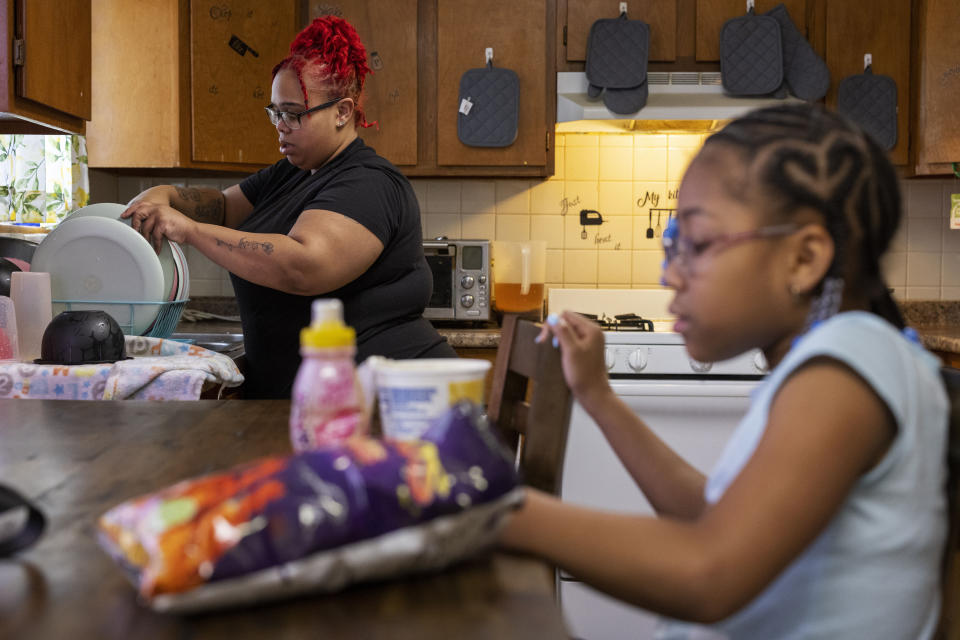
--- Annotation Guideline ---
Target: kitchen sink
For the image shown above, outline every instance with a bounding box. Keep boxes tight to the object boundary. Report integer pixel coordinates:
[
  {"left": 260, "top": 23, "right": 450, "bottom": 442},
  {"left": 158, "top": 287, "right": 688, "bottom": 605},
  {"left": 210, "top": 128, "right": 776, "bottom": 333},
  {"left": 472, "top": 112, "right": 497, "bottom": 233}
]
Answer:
[{"left": 169, "top": 332, "right": 245, "bottom": 359}]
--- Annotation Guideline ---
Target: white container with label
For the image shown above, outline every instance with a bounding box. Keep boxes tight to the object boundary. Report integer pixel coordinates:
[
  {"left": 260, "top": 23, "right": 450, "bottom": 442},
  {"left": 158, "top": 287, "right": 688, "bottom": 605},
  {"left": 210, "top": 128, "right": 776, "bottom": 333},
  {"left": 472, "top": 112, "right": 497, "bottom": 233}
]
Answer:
[{"left": 374, "top": 358, "right": 491, "bottom": 440}]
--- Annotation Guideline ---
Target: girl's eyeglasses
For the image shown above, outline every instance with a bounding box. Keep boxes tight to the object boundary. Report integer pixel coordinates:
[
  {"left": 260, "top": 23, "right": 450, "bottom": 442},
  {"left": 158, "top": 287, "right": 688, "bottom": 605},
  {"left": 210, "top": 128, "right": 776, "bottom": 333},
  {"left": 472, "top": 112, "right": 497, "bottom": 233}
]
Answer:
[
  {"left": 662, "top": 223, "right": 799, "bottom": 274},
  {"left": 264, "top": 97, "right": 343, "bottom": 130}
]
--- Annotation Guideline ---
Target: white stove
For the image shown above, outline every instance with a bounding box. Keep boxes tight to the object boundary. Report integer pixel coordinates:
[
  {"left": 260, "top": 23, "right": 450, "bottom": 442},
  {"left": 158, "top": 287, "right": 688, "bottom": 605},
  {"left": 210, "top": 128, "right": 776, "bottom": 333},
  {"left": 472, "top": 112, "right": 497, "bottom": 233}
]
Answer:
[
  {"left": 547, "top": 289, "right": 766, "bottom": 640},
  {"left": 548, "top": 288, "right": 767, "bottom": 377}
]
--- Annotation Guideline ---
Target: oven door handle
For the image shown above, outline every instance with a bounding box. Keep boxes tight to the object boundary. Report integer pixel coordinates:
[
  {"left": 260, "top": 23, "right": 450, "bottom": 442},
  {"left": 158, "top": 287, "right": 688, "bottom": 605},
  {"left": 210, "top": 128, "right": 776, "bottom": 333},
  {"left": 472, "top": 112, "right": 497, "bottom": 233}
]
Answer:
[{"left": 609, "top": 381, "right": 760, "bottom": 397}]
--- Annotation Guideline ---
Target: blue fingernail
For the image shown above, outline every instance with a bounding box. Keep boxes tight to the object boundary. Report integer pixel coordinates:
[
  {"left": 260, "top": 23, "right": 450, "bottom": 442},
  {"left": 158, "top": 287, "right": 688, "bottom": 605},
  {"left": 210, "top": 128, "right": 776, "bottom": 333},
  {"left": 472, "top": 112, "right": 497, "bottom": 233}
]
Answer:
[
  {"left": 534, "top": 333, "right": 543, "bottom": 344},
  {"left": 552, "top": 336, "right": 559, "bottom": 348},
  {"left": 546, "top": 313, "right": 560, "bottom": 326}
]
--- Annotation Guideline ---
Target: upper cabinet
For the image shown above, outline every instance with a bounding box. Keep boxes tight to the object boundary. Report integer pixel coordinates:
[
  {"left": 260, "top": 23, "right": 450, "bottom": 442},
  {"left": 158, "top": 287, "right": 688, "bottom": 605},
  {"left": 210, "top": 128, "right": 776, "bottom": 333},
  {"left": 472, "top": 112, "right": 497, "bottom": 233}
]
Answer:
[
  {"left": 824, "top": 0, "right": 911, "bottom": 166},
  {"left": 87, "top": 0, "right": 299, "bottom": 170},
  {"left": 0, "top": 0, "right": 91, "bottom": 135},
  {"left": 310, "top": 0, "right": 555, "bottom": 177},
  {"left": 912, "top": 0, "right": 960, "bottom": 175},
  {"left": 320, "top": 0, "right": 419, "bottom": 167}
]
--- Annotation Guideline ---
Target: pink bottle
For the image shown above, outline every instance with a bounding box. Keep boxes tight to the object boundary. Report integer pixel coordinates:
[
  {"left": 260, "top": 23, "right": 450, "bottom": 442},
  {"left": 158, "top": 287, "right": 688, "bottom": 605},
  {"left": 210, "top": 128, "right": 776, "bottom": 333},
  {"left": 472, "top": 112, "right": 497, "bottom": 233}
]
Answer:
[{"left": 289, "top": 299, "right": 366, "bottom": 452}]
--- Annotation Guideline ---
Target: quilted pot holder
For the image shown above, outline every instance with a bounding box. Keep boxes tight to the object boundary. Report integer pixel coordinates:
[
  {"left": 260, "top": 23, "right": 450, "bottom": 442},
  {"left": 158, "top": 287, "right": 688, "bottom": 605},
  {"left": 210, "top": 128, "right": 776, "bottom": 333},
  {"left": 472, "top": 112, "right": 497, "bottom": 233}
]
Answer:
[
  {"left": 585, "top": 14, "right": 650, "bottom": 90},
  {"left": 603, "top": 81, "right": 649, "bottom": 115},
  {"left": 720, "top": 8, "right": 783, "bottom": 96},
  {"left": 837, "top": 66, "right": 898, "bottom": 150},
  {"left": 765, "top": 3, "right": 829, "bottom": 101},
  {"left": 457, "top": 62, "right": 519, "bottom": 148}
]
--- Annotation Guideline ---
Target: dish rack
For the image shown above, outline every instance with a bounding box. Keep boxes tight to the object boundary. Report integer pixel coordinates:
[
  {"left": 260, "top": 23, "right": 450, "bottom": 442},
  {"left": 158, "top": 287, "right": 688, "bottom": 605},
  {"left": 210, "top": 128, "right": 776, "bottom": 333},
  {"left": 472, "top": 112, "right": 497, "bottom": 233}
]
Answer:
[{"left": 51, "top": 299, "right": 189, "bottom": 339}]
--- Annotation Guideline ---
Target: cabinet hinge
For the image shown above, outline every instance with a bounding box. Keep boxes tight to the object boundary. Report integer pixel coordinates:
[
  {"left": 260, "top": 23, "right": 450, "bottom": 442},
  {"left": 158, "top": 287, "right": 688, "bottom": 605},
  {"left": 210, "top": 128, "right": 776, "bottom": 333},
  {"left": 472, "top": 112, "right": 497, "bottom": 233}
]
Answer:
[
  {"left": 546, "top": 131, "right": 551, "bottom": 152},
  {"left": 562, "top": 25, "right": 567, "bottom": 46},
  {"left": 12, "top": 39, "right": 25, "bottom": 66}
]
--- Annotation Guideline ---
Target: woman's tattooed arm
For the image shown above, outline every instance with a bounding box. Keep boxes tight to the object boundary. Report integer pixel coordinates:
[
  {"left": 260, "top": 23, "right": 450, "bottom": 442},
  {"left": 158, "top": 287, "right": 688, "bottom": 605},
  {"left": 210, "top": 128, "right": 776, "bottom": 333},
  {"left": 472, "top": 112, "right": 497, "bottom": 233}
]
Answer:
[{"left": 171, "top": 187, "right": 226, "bottom": 224}]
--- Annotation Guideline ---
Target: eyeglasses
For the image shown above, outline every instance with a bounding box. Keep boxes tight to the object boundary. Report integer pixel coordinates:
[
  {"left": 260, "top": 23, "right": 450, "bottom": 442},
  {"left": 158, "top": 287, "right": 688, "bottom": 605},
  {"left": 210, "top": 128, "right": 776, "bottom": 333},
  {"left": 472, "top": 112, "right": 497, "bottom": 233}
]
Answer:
[
  {"left": 264, "top": 97, "right": 342, "bottom": 130},
  {"left": 662, "top": 223, "right": 799, "bottom": 275}
]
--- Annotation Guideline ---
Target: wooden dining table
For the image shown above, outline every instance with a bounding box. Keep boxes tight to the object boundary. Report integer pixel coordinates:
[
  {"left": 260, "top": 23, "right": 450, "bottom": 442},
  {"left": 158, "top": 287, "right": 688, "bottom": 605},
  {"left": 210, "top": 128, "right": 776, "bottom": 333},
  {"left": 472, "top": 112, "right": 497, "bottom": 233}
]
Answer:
[{"left": 0, "top": 398, "right": 570, "bottom": 639}]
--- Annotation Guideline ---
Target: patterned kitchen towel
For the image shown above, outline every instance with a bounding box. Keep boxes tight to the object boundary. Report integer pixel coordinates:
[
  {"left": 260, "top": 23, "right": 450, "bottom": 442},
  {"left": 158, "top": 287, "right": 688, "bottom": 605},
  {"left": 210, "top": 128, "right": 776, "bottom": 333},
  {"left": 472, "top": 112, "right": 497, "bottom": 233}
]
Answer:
[
  {"left": 103, "top": 336, "right": 244, "bottom": 400},
  {"left": 765, "top": 3, "right": 829, "bottom": 101},
  {"left": 720, "top": 7, "right": 783, "bottom": 96},
  {"left": 0, "top": 336, "right": 242, "bottom": 401}
]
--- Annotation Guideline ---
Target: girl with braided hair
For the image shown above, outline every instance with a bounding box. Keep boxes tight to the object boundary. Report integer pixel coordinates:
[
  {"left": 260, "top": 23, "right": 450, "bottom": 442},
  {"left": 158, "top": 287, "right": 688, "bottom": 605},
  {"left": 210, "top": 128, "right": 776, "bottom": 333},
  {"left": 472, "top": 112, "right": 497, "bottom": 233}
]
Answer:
[
  {"left": 122, "top": 15, "right": 455, "bottom": 399},
  {"left": 500, "top": 104, "right": 948, "bottom": 638}
]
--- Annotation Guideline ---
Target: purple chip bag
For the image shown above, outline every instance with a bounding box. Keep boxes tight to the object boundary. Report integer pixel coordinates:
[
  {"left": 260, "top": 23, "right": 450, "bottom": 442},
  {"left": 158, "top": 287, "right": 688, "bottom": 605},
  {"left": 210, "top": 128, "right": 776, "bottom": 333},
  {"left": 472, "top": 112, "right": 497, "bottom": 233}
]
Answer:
[{"left": 100, "top": 401, "right": 520, "bottom": 601}]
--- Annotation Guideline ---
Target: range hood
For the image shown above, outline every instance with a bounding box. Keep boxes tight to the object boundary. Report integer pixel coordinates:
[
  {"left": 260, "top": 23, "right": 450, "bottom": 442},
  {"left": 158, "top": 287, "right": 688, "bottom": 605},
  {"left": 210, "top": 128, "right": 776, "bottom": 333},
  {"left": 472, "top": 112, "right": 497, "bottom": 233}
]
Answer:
[{"left": 557, "top": 71, "right": 801, "bottom": 131}]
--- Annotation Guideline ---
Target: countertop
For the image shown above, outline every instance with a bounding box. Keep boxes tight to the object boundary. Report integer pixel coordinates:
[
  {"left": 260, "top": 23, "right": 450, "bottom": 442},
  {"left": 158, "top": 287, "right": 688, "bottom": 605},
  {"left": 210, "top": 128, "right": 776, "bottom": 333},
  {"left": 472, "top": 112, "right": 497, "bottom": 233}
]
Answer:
[{"left": 176, "top": 299, "right": 960, "bottom": 356}]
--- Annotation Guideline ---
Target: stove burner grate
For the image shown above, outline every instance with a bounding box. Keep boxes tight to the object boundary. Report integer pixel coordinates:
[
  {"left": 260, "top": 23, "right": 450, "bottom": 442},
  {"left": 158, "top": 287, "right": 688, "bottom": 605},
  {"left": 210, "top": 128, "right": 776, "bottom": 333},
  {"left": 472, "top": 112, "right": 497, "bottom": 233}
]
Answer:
[{"left": 578, "top": 312, "right": 655, "bottom": 332}]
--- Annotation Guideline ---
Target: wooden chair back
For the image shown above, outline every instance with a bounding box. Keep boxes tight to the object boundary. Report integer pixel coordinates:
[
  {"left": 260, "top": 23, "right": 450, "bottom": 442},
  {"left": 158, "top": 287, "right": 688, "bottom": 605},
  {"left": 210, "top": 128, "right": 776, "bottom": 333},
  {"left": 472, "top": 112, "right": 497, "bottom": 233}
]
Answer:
[
  {"left": 938, "top": 366, "right": 960, "bottom": 640},
  {"left": 486, "top": 314, "right": 574, "bottom": 495}
]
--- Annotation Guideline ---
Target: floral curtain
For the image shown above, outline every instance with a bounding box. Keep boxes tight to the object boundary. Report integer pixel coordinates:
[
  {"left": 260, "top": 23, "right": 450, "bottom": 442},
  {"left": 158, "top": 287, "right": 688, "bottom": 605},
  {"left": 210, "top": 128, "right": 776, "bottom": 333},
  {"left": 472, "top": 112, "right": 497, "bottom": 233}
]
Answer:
[{"left": 0, "top": 134, "right": 89, "bottom": 225}]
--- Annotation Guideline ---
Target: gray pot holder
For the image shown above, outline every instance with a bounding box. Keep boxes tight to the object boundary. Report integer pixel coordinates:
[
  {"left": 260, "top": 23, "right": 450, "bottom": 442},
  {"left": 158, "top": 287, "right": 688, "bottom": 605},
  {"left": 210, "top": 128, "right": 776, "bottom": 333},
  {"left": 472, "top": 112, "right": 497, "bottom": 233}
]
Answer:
[
  {"left": 720, "top": 8, "right": 783, "bottom": 96},
  {"left": 457, "top": 62, "right": 519, "bottom": 148},
  {"left": 586, "top": 15, "right": 650, "bottom": 89},
  {"left": 585, "top": 13, "right": 650, "bottom": 112},
  {"left": 765, "top": 3, "right": 829, "bottom": 101},
  {"left": 603, "top": 82, "right": 649, "bottom": 115},
  {"left": 837, "top": 66, "right": 897, "bottom": 150}
]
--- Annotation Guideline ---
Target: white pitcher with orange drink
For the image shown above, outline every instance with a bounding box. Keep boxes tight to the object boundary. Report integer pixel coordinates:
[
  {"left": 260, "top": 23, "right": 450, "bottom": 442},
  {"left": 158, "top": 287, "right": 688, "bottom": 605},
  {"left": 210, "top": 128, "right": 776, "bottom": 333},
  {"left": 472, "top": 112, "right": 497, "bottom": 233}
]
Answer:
[{"left": 492, "top": 240, "right": 546, "bottom": 316}]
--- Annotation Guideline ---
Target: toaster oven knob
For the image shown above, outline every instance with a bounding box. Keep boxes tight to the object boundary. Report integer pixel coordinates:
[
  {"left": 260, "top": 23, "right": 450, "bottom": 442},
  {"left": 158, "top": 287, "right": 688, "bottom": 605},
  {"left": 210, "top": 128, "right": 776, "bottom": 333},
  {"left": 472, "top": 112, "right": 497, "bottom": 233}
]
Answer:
[
  {"left": 689, "top": 359, "right": 712, "bottom": 373},
  {"left": 627, "top": 348, "right": 648, "bottom": 372},
  {"left": 461, "top": 275, "right": 475, "bottom": 289},
  {"left": 460, "top": 294, "right": 475, "bottom": 308},
  {"left": 604, "top": 348, "right": 616, "bottom": 370},
  {"left": 478, "top": 275, "right": 487, "bottom": 284}
]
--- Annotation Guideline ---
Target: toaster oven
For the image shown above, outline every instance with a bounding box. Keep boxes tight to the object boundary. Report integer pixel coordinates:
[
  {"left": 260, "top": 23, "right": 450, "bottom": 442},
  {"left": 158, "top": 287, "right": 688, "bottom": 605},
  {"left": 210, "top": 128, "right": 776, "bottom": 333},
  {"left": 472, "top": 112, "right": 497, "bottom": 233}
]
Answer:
[{"left": 422, "top": 238, "right": 491, "bottom": 322}]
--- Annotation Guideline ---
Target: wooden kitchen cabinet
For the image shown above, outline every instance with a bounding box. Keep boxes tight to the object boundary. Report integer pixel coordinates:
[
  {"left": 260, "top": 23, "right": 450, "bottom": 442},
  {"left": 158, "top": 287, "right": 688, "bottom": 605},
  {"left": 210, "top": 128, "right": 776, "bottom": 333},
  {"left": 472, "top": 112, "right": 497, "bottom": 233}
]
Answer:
[
  {"left": 310, "top": 0, "right": 418, "bottom": 167},
  {"left": 309, "top": 0, "right": 555, "bottom": 177},
  {"left": 86, "top": 0, "right": 299, "bottom": 171},
  {"left": 824, "top": 0, "right": 911, "bottom": 166},
  {"left": 562, "top": 0, "right": 679, "bottom": 64},
  {"left": 0, "top": 0, "right": 90, "bottom": 135},
  {"left": 911, "top": 0, "right": 960, "bottom": 175}
]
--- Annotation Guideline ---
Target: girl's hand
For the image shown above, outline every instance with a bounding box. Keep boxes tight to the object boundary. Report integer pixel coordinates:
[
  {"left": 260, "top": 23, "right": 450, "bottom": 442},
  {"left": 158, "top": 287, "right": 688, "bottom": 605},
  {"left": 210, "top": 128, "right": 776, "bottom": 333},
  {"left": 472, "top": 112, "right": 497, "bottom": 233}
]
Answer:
[
  {"left": 537, "top": 311, "right": 612, "bottom": 405},
  {"left": 123, "top": 202, "right": 198, "bottom": 253}
]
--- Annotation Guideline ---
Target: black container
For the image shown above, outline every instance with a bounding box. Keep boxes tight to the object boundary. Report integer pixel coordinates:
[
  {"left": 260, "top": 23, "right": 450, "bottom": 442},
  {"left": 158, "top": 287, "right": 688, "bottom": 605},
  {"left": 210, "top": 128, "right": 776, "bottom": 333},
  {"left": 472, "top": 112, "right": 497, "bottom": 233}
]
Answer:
[
  {"left": 36, "top": 310, "right": 129, "bottom": 365},
  {"left": 0, "top": 257, "right": 21, "bottom": 297}
]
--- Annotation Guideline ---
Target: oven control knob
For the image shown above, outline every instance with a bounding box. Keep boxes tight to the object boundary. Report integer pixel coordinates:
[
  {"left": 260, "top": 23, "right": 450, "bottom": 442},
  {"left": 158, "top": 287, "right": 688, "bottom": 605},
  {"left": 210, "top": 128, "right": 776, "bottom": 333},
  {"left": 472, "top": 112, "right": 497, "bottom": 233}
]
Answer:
[
  {"left": 627, "top": 348, "right": 648, "bottom": 372},
  {"left": 461, "top": 275, "right": 475, "bottom": 289},
  {"left": 689, "top": 359, "right": 712, "bottom": 373},
  {"left": 460, "top": 294, "right": 475, "bottom": 308},
  {"left": 753, "top": 351, "right": 768, "bottom": 372},
  {"left": 604, "top": 348, "right": 616, "bottom": 370}
]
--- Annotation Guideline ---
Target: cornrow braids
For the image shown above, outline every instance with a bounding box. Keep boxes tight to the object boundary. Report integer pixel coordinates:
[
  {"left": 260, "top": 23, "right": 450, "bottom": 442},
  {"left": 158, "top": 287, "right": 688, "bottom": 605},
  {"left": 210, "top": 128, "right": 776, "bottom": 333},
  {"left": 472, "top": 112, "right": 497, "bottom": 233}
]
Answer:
[
  {"left": 272, "top": 15, "right": 375, "bottom": 129},
  {"left": 704, "top": 104, "right": 905, "bottom": 330}
]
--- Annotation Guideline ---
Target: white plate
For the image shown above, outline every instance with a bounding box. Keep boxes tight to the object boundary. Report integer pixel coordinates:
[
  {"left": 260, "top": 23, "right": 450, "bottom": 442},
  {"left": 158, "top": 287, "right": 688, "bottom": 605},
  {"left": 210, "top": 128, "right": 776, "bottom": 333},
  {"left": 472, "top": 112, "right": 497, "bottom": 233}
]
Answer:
[
  {"left": 67, "top": 203, "right": 179, "bottom": 302},
  {"left": 170, "top": 241, "right": 190, "bottom": 300},
  {"left": 32, "top": 216, "right": 166, "bottom": 335}
]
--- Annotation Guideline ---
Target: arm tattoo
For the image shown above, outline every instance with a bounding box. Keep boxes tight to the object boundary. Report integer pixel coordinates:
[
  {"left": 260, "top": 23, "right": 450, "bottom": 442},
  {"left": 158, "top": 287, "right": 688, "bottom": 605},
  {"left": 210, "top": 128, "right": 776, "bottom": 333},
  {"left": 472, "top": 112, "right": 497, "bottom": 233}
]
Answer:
[
  {"left": 174, "top": 186, "right": 225, "bottom": 224},
  {"left": 215, "top": 237, "right": 275, "bottom": 255}
]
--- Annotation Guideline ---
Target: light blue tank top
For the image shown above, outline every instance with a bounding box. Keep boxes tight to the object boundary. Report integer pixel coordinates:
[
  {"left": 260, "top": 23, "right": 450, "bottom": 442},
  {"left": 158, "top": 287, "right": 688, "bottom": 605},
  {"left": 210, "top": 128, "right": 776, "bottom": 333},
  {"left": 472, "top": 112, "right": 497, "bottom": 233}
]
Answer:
[{"left": 658, "top": 312, "right": 948, "bottom": 640}]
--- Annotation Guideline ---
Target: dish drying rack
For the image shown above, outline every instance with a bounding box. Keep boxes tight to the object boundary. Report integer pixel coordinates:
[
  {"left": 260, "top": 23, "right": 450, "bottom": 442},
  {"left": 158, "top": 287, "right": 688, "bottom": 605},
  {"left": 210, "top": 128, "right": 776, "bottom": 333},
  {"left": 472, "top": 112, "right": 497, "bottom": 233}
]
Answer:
[{"left": 51, "top": 299, "right": 189, "bottom": 339}]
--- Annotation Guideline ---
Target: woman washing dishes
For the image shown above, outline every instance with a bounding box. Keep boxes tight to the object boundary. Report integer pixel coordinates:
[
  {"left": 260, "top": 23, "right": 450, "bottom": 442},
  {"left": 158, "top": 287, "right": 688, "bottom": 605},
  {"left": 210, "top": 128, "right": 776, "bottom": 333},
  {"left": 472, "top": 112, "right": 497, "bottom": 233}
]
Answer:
[
  {"left": 500, "top": 105, "right": 948, "bottom": 638},
  {"left": 123, "top": 16, "right": 454, "bottom": 399}
]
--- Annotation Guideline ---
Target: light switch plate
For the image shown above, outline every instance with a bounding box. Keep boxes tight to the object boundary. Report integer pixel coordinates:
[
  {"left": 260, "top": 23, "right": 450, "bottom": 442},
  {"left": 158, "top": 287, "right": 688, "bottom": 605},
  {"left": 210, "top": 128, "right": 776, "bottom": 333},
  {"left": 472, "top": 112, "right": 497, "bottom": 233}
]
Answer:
[{"left": 951, "top": 194, "right": 960, "bottom": 230}]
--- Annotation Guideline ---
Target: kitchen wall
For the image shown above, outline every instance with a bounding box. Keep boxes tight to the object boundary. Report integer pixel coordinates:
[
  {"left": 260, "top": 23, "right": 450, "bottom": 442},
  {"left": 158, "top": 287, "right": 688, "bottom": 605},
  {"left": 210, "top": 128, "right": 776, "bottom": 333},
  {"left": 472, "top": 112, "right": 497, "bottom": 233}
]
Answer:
[{"left": 91, "top": 132, "right": 960, "bottom": 301}]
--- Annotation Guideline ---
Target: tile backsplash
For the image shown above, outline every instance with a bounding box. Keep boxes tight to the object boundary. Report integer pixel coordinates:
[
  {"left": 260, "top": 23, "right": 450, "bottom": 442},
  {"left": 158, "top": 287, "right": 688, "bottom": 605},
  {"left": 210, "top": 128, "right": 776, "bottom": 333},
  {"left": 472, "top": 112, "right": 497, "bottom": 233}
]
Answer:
[{"left": 91, "top": 132, "right": 960, "bottom": 301}]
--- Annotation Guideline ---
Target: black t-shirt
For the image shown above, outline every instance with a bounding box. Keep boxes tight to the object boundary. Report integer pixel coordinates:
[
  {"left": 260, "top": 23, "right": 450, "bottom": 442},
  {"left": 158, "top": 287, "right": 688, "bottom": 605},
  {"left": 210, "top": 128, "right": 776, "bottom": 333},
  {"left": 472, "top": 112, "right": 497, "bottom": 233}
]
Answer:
[{"left": 234, "top": 138, "right": 454, "bottom": 399}]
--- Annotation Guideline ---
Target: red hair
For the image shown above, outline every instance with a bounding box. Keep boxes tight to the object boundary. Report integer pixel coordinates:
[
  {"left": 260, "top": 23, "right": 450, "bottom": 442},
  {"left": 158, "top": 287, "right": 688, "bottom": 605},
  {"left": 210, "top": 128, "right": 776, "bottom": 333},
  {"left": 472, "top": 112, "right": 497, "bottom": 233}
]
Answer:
[{"left": 272, "top": 16, "right": 374, "bottom": 128}]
